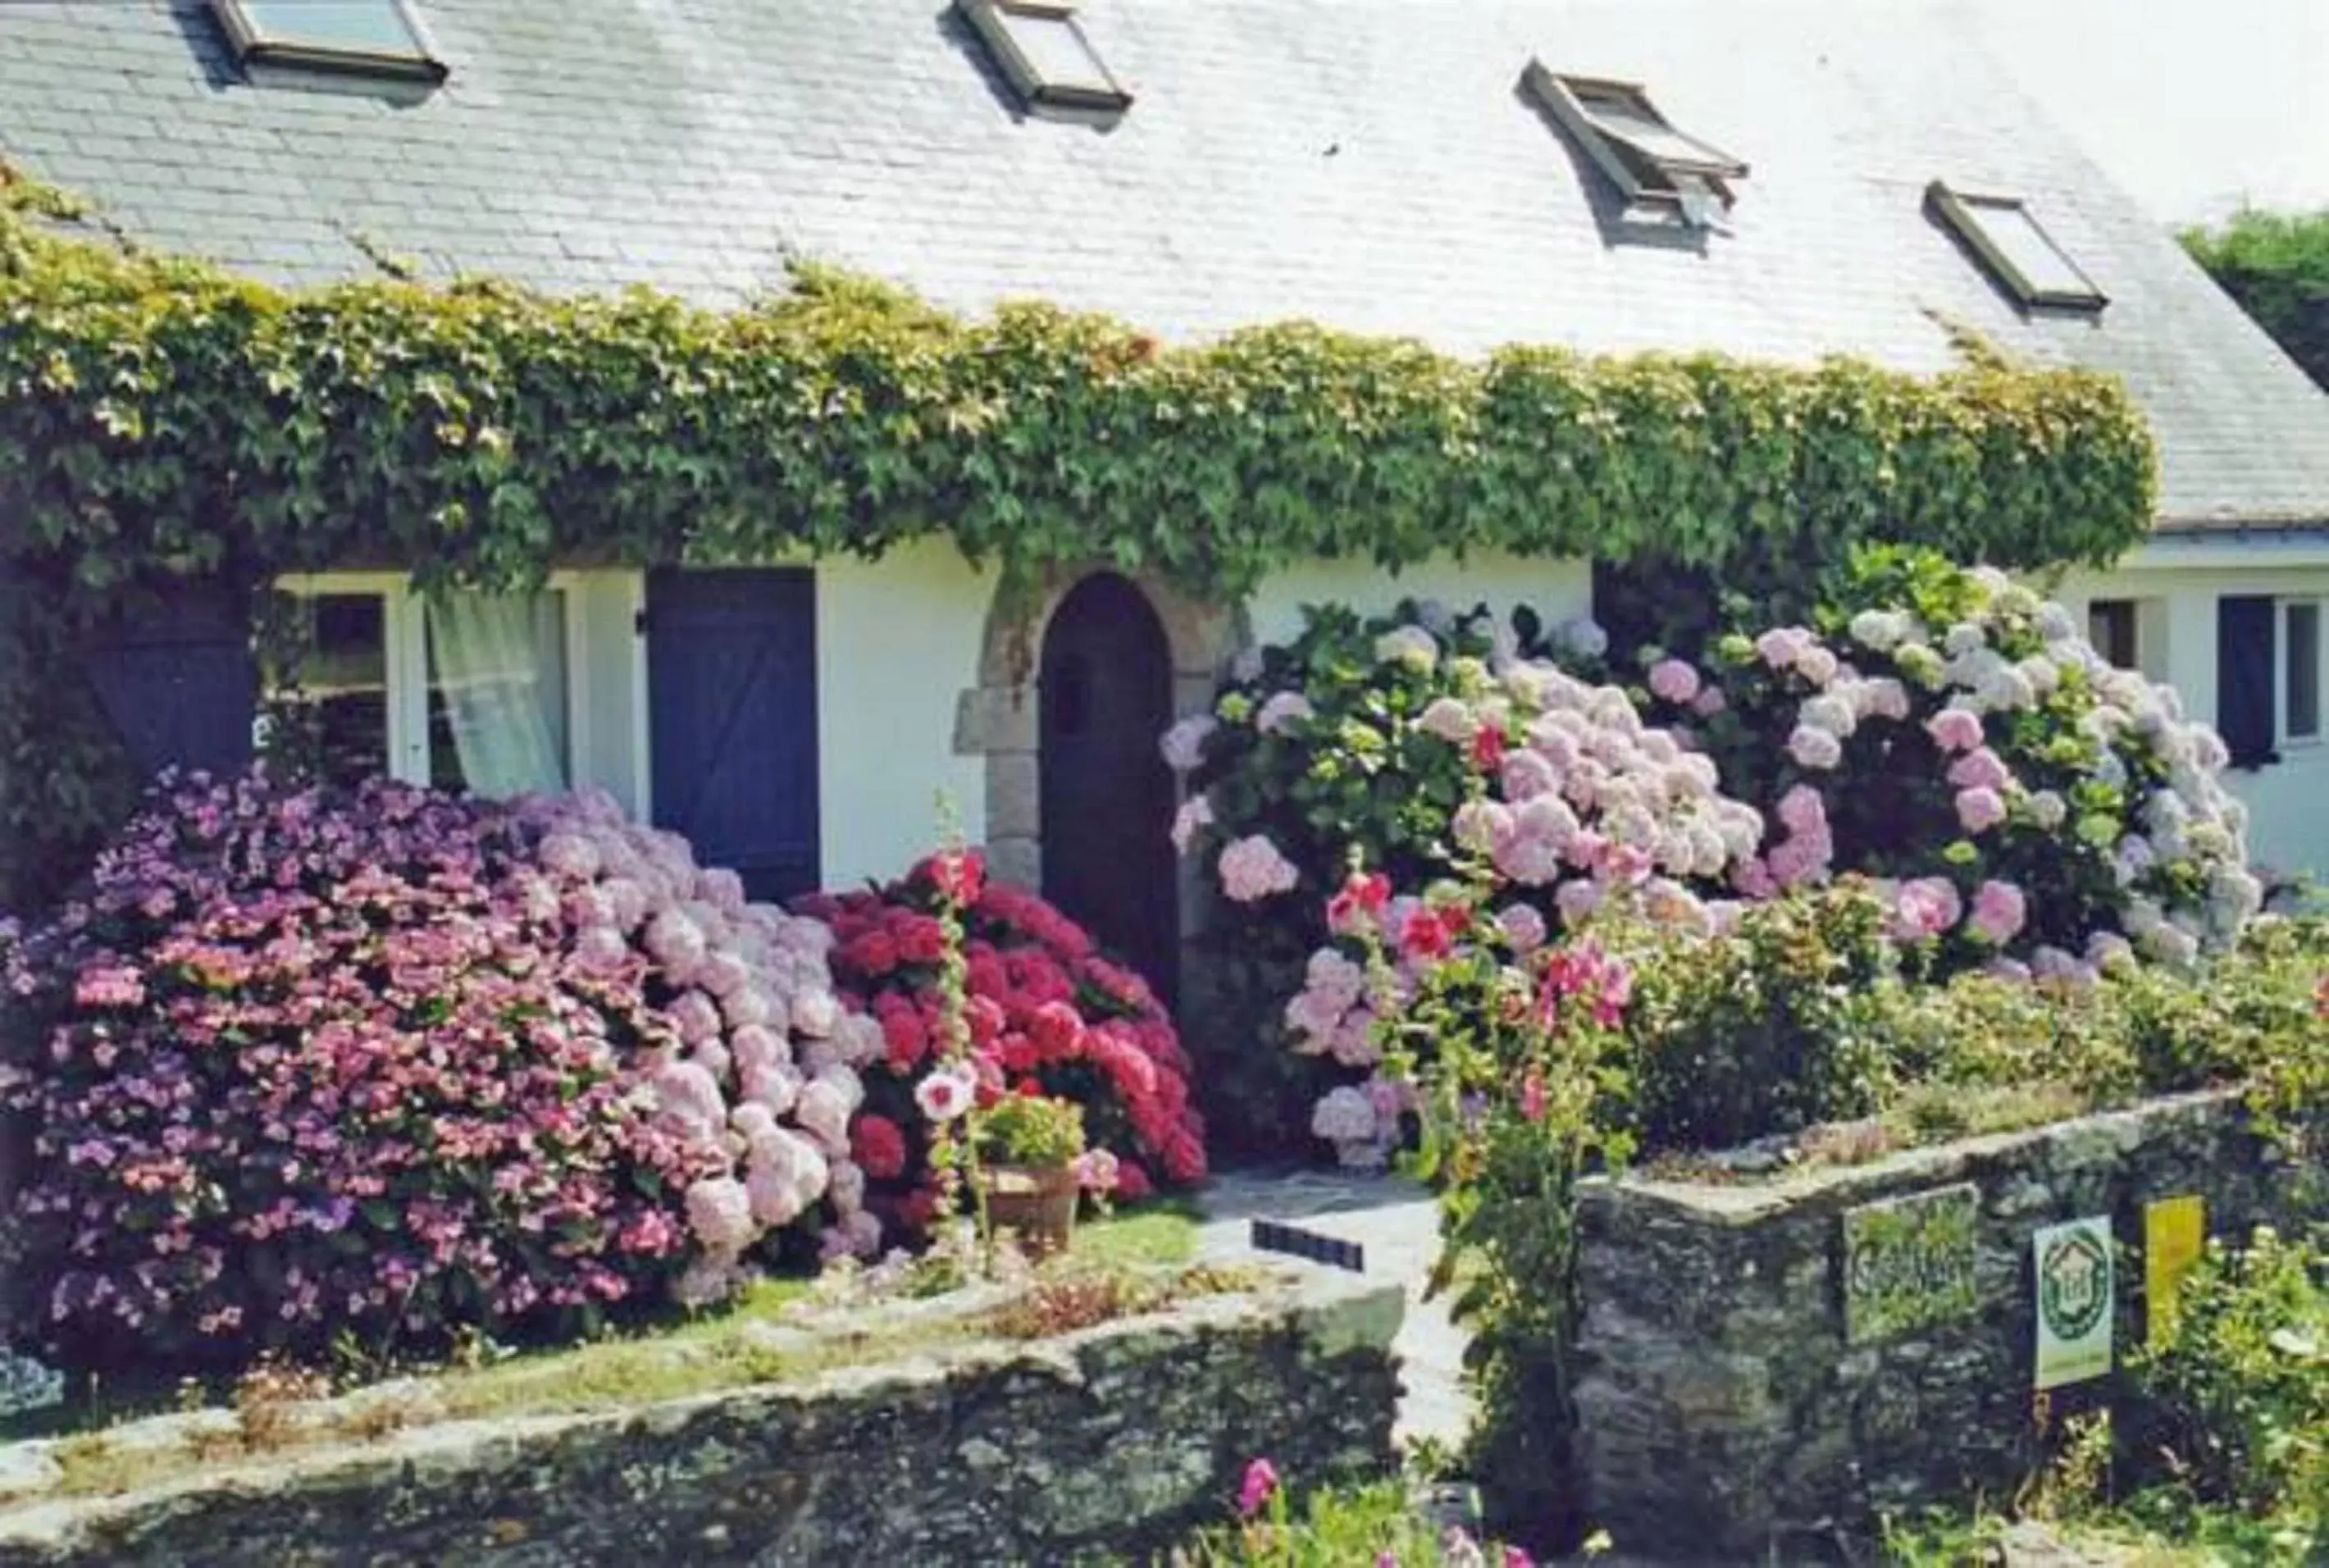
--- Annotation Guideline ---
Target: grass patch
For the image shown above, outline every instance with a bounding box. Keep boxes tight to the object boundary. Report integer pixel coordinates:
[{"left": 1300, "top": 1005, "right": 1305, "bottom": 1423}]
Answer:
[{"left": 26, "top": 1204, "right": 1227, "bottom": 1506}]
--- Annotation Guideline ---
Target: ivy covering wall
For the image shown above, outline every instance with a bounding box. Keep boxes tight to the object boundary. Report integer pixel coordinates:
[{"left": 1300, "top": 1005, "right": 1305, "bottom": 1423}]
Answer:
[
  {"left": 2182, "top": 208, "right": 2329, "bottom": 393},
  {"left": 0, "top": 173, "right": 2158, "bottom": 910}
]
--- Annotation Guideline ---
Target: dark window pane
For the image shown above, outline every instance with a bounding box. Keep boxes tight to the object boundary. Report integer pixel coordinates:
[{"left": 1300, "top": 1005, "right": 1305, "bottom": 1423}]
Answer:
[
  {"left": 2087, "top": 599, "right": 2137, "bottom": 670},
  {"left": 275, "top": 594, "right": 389, "bottom": 787},
  {"left": 2217, "top": 595, "right": 2275, "bottom": 767}
]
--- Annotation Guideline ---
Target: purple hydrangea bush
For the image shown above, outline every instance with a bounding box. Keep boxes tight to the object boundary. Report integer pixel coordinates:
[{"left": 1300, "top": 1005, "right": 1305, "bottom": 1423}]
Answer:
[{"left": 0, "top": 771, "right": 868, "bottom": 1374}]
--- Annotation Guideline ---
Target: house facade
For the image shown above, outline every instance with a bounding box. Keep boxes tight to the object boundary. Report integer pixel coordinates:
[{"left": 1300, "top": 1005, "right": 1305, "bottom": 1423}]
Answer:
[{"left": 4, "top": 0, "right": 2327, "bottom": 987}]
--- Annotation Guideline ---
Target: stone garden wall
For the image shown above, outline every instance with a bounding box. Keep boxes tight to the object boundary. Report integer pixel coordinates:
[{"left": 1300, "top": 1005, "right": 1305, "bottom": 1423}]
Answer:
[
  {"left": 0, "top": 1273, "right": 1403, "bottom": 1568},
  {"left": 1571, "top": 1090, "right": 2322, "bottom": 1559}
]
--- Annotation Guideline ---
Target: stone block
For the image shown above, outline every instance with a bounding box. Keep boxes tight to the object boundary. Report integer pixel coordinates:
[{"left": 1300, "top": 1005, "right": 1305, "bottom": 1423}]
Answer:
[
  {"left": 0, "top": 1273, "right": 1401, "bottom": 1567},
  {"left": 1572, "top": 1089, "right": 2323, "bottom": 1557},
  {"left": 952, "top": 684, "right": 1037, "bottom": 756}
]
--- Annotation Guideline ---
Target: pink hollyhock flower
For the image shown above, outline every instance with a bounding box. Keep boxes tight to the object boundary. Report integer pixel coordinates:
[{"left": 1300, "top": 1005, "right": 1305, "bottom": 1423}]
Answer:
[
  {"left": 1955, "top": 786, "right": 2008, "bottom": 834},
  {"left": 1926, "top": 708, "right": 1985, "bottom": 753},
  {"left": 1520, "top": 1069, "right": 1547, "bottom": 1124},
  {"left": 1647, "top": 659, "right": 1701, "bottom": 705},
  {"left": 1326, "top": 871, "right": 1392, "bottom": 936},
  {"left": 1946, "top": 747, "right": 2012, "bottom": 792},
  {"left": 1218, "top": 835, "right": 1299, "bottom": 903},
  {"left": 1787, "top": 726, "right": 1844, "bottom": 770},
  {"left": 1237, "top": 1457, "right": 1281, "bottom": 1518},
  {"left": 1254, "top": 691, "right": 1315, "bottom": 734},
  {"left": 1966, "top": 880, "right": 2027, "bottom": 945},
  {"left": 914, "top": 1064, "right": 976, "bottom": 1123},
  {"left": 1169, "top": 795, "right": 1214, "bottom": 855}
]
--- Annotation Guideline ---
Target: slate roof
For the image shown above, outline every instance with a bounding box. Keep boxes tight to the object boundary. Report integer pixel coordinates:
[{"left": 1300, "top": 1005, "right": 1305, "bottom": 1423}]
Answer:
[{"left": 3, "top": 0, "right": 2327, "bottom": 531}]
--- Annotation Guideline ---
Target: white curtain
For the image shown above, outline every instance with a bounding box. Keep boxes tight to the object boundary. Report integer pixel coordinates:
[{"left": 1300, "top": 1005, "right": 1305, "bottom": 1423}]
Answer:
[{"left": 425, "top": 591, "right": 569, "bottom": 798}]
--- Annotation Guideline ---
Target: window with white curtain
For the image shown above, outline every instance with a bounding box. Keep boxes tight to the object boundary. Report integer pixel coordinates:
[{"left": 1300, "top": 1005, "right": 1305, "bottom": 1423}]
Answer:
[{"left": 269, "top": 577, "right": 571, "bottom": 796}]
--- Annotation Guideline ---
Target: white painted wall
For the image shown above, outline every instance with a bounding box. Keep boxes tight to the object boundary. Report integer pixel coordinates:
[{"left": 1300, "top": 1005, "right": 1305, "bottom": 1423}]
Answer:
[
  {"left": 814, "top": 540, "right": 997, "bottom": 889},
  {"left": 564, "top": 571, "right": 649, "bottom": 818},
  {"left": 2057, "top": 538, "right": 2329, "bottom": 884},
  {"left": 1246, "top": 550, "right": 1595, "bottom": 649}
]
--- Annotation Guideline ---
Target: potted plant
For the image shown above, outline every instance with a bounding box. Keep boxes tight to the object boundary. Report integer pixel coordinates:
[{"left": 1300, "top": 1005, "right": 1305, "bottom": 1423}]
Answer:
[{"left": 975, "top": 1092, "right": 1087, "bottom": 1256}]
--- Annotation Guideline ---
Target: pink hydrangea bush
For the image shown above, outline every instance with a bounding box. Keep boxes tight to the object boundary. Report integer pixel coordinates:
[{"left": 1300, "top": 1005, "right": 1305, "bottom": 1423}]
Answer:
[
  {"left": 507, "top": 790, "right": 873, "bottom": 1294},
  {"left": 800, "top": 855, "right": 1206, "bottom": 1247},
  {"left": 0, "top": 772, "right": 763, "bottom": 1374},
  {"left": 1635, "top": 547, "right": 2260, "bottom": 977},
  {"left": 1175, "top": 602, "right": 1763, "bottom": 1164}
]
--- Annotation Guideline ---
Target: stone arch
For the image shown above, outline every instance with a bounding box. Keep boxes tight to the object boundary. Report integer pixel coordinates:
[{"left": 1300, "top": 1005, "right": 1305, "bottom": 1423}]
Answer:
[{"left": 955, "top": 566, "right": 1239, "bottom": 908}]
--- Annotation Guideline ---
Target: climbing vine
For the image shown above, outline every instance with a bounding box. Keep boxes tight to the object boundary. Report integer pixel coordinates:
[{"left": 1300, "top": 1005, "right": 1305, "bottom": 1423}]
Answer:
[{"left": 0, "top": 171, "right": 2158, "bottom": 909}]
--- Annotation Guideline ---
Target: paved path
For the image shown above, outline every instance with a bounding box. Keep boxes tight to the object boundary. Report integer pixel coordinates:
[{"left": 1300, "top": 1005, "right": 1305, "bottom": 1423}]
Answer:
[{"left": 1192, "top": 1166, "right": 1473, "bottom": 1449}]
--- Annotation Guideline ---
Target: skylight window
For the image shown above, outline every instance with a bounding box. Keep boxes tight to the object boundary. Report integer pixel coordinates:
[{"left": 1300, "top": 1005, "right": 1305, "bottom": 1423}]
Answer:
[
  {"left": 1928, "top": 183, "right": 2106, "bottom": 310},
  {"left": 962, "top": 0, "right": 1132, "bottom": 113},
  {"left": 211, "top": 0, "right": 444, "bottom": 83},
  {"left": 1523, "top": 61, "right": 1747, "bottom": 226}
]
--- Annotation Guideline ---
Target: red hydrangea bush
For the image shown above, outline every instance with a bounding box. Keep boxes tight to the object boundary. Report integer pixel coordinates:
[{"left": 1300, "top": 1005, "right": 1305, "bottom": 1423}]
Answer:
[
  {"left": 800, "top": 855, "right": 1206, "bottom": 1242},
  {"left": 0, "top": 771, "right": 866, "bottom": 1375}
]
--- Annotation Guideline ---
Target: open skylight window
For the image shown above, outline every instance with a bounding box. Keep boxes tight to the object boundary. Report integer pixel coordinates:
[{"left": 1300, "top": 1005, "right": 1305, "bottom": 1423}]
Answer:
[
  {"left": 1523, "top": 61, "right": 1747, "bottom": 226},
  {"left": 211, "top": 0, "right": 445, "bottom": 83},
  {"left": 1928, "top": 183, "right": 2106, "bottom": 310},
  {"left": 961, "top": 0, "right": 1132, "bottom": 113}
]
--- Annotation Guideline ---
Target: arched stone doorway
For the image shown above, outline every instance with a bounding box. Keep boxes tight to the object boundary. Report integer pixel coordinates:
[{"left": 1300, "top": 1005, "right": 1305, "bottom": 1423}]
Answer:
[{"left": 1037, "top": 573, "right": 1179, "bottom": 1004}]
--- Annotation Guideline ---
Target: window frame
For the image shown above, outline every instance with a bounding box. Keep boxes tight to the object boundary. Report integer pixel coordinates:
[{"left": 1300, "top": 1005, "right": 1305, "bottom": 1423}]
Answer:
[
  {"left": 1524, "top": 62, "right": 1748, "bottom": 220},
  {"left": 271, "top": 572, "right": 586, "bottom": 791},
  {"left": 1926, "top": 181, "right": 2107, "bottom": 311},
  {"left": 960, "top": 0, "right": 1133, "bottom": 113},
  {"left": 2280, "top": 596, "right": 2322, "bottom": 748},
  {"left": 209, "top": 0, "right": 447, "bottom": 84}
]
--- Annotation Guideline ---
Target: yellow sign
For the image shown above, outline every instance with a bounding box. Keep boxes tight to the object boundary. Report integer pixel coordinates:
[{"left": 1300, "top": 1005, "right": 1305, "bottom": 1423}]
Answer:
[{"left": 2144, "top": 1195, "right": 2206, "bottom": 1349}]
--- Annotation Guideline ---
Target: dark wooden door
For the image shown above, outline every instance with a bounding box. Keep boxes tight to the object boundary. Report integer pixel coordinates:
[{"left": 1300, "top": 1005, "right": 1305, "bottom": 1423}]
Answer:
[
  {"left": 1040, "top": 574, "right": 1178, "bottom": 1004},
  {"left": 647, "top": 569, "right": 820, "bottom": 903},
  {"left": 86, "top": 590, "right": 257, "bottom": 782}
]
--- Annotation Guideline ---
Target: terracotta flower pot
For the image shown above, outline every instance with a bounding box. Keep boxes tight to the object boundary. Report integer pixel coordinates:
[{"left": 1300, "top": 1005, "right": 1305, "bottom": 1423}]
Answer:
[{"left": 980, "top": 1163, "right": 1080, "bottom": 1256}]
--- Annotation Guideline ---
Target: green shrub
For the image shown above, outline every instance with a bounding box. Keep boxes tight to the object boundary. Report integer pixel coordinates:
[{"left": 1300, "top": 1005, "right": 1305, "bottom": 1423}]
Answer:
[
  {"left": 1611, "top": 884, "right": 1898, "bottom": 1150},
  {"left": 2128, "top": 1226, "right": 2329, "bottom": 1527},
  {"left": 2183, "top": 208, "right": 2329, "bottom": 394}
]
